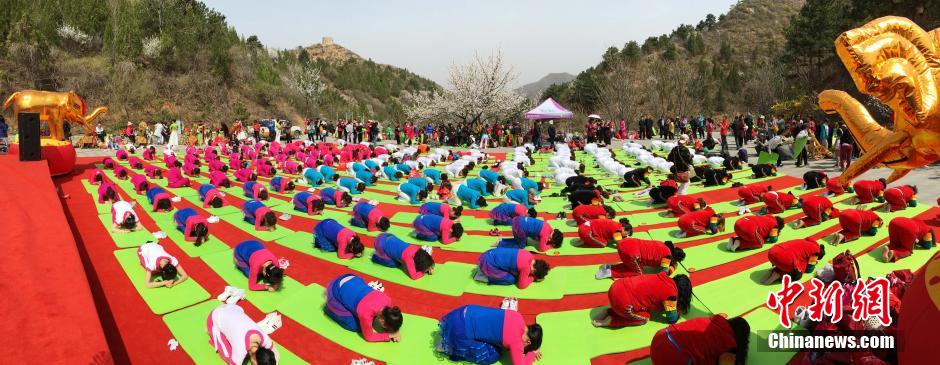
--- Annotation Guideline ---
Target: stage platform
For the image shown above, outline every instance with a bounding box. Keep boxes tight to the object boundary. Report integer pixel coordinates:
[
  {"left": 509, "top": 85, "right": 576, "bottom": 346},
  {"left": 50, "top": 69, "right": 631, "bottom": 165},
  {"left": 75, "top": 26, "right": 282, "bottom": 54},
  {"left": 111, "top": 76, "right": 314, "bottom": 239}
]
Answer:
[{"left": 0, "top": 155, "right": 110, "bottom": 363}]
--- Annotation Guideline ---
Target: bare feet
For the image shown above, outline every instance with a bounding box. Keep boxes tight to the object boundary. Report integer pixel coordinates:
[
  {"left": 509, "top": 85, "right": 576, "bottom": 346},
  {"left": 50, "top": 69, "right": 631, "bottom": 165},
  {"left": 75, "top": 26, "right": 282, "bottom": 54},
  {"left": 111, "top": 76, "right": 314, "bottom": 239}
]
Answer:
[
  {"left": 882, "top": 246, "right": 893, "bottom": 263},
  {"left": 829, "top": 233, "right": 845, "bottom": 246}
]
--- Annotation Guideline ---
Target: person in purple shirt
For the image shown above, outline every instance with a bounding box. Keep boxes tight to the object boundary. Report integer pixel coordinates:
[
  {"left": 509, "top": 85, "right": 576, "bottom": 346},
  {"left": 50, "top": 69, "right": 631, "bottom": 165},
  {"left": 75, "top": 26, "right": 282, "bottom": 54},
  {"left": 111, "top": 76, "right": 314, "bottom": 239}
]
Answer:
[{"left": 490, "top": 203, "right": 537, "bottom": 225}]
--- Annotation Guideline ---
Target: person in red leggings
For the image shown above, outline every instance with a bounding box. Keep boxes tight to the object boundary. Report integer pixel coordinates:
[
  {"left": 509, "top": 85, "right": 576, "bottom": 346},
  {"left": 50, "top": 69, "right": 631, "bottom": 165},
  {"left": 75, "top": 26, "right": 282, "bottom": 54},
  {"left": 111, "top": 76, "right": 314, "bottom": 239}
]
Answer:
[
  {"left": 792, "top": 195, "right": 839, "bottom": 229},
  {"left": 591, "top": 272, "right": 692, "bottom": 328},
  {"left": 595, "top": 238, "right": 685, "bottom": 279},
  {"left": 736, "top": 184, "right": 771, "bottom": 205},
  {"left": 883, "top": 217, "right": 935, "bottom": 262},
  {"left": 727, "top": 215, "right": 784, "bottom": 251},
  {"left": 763, "top": 239, "right": 825, "bottom": 284},
  {"left": 881, "top": 185, "right": 917, "bottom": 212},
  {"left": 577, "top": 217, "right": 633, "bottom": 248},
  {"left": 829, "top": 209, "right": 883, "bottom": 245},
  {"left": 852, "top": 178, "right": 887, "bottom": 204},
  {"left": 665, "top": 195, "right": 707, "bottom": 217},
  {"left": 649, "top": 315, "right": 750, "bottom": 365},
  {"left": 676, "top": 207, "right": 724, "bottom": 238}
]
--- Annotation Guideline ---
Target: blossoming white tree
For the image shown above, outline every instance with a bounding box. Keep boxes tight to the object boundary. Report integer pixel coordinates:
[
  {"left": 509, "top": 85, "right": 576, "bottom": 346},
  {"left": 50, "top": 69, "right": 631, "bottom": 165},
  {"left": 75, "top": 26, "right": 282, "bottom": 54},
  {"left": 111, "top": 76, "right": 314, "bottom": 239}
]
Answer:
[{"left": 407, "top": 51, "right": 529, "bottom": 124}]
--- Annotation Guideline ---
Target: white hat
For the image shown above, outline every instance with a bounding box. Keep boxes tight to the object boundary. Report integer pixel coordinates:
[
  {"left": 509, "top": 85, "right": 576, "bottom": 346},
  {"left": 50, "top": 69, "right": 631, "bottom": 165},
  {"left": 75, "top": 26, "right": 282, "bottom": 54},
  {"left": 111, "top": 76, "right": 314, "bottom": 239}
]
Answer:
[{"left": 588, "top": 114, "right": 601, "bottom": 119}]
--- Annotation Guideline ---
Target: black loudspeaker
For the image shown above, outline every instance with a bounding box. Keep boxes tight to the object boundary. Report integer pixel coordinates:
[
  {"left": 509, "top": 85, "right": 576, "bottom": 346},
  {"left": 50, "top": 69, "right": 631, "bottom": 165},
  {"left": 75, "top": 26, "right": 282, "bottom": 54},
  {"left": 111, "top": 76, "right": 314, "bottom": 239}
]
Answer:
[{"left": 18, "top": 112, "right": 41, "bottom": 161}]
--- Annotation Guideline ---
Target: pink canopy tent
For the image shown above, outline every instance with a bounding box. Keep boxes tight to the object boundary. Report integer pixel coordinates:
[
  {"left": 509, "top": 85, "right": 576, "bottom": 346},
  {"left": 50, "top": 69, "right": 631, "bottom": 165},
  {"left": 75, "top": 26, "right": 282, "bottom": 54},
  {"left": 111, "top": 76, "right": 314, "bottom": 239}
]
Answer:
[{"left": 525, "top": 97, "right": 574, "bottom": 119}]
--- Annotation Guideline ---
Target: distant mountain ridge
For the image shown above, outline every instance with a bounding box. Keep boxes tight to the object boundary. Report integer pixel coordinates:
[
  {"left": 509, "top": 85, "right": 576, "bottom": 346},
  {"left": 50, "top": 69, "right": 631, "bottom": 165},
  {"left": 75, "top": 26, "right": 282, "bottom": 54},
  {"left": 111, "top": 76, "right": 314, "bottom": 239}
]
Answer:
[{"left": 517, "top": 72, "right": 575, "bottom": 99}]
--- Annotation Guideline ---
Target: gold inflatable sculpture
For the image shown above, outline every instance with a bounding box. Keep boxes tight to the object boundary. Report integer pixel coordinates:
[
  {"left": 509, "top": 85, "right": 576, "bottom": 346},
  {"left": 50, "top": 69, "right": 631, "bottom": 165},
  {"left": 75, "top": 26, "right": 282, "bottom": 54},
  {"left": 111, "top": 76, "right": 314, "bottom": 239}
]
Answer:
[
  {"left": 3, "top": 90, "right": 108, "bottom": 146},
  {"left": 819, "top": 16, "right": 940, "bottom": 185}
]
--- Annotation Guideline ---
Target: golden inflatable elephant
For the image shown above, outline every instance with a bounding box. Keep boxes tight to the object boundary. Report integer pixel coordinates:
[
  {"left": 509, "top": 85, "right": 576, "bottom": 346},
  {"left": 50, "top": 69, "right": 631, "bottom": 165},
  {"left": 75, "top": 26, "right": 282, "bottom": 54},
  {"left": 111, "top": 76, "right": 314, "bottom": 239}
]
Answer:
[
  {"left": 3, "top": 90, "right": 108, "bottom": 143},
  {"left": 819, "top": 16, "right": 940, "bottom": 185}
]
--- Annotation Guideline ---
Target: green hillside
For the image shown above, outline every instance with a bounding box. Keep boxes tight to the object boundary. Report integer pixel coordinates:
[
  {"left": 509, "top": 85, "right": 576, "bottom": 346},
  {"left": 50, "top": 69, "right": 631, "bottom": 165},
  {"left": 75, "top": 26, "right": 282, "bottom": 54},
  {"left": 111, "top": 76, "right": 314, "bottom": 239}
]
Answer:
[{"left": 0, "top": 0, "right": 437, "bottom": 130}]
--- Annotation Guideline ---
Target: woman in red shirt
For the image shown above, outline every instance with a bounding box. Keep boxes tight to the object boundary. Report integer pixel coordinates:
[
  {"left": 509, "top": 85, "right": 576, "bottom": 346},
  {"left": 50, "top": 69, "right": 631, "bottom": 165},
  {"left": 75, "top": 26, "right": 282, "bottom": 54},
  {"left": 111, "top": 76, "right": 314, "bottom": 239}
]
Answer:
[
  {"left": 728, "top": 215, "right": 784, "bottom": 251},
  {"left": 792, "top": 195, "right": 839, "bottom": 228},
  {"left": 883, "top": 217, "right": 935, "bottom": 262},
  {"left": 852, "top": 178, "right": 887, "bottom": 204},
  {"left": 592, "top": 272, "right": 692, "bottom": 327},
  {"left": 676, "top": 207, "right": 724, "bottom": 238},
  {"left": 829, "top": 209, "right": 883, "bottom": 245},
  {"left": 577, "top": 218, "right": 633, "bottom": 248},
  {"left": 881, "top": 185, "right": 917, "bottom": 212},
  {"left": 763, "top": 239, "right": 825, "bottom": 284},
  {"left": 649, "top": 315, "right": 750, "bottom": 365},
  {"left": 595, "top": 238, "right": 685, "bottom": 279}
]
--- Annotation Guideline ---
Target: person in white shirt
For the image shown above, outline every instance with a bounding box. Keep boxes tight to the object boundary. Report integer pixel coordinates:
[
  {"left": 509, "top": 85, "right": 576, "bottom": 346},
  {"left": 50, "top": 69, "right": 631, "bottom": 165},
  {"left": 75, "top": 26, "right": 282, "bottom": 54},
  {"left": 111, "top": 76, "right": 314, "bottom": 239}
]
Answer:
[
  {"left": 111, "top": 200, "right": 140, "bottom": 232},
  {"left": 138, "top": 242, "right": 189, "bottom": 288},
  {"left": 208, "top": 303, "right": 279, "bottom": 365}
]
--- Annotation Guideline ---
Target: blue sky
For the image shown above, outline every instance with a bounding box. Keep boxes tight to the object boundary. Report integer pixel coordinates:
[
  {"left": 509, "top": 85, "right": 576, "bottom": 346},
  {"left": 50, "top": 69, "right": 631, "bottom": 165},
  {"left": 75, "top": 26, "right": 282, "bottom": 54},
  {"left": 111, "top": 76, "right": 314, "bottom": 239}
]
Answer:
[{"left": 202, "top": 0, "right": 739, "bottom": 86}]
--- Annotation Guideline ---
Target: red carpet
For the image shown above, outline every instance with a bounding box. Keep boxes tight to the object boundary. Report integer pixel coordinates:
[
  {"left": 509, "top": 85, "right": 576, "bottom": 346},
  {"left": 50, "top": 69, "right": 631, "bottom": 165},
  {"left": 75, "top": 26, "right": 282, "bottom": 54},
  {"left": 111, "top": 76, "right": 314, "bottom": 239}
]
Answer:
[{"left": 0, "top": 155, "right": 111, "bottom": 363}]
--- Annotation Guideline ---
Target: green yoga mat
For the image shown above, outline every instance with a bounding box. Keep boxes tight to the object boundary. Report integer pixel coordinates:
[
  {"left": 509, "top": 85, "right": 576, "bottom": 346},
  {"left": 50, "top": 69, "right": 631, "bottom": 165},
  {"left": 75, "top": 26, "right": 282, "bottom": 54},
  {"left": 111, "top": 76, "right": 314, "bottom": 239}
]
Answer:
[
  {"left": 679, "top": 216, "right": 840, "bottom": 272},
  {"left": 535, "top": 307, "right": 674, "bottom": 365},
  {"left": 147, "top": 210, "right": 230, "bottom": 257},
  {"left": 97, "top": 213, "right": 155, "bottom": 248},
  {"left": 214, "top": 207, "right": 293, "bottom": 241},
  {"left": 347, "top": 258, "right": 473, "bottom": 297},
  {"left": 275, "top": 231, "right": 361, "bottom": 267},
  {"left": 114, "top": 248, "right": 210, "bottom": 314},
  {"left": 200, "top": 249, "right": 304, "bottom": 313},
  {"left": 162, "top": 301, "right": 307, "bottom": 365},
  {"left": 758, "top": 151, "right": 779, "bottom": 165},
  {"left": 82, "top": 180, "right": 113, "bottom": 214},
  {"left": 275, "top": 284, "right": 450, "bottom": 365}
]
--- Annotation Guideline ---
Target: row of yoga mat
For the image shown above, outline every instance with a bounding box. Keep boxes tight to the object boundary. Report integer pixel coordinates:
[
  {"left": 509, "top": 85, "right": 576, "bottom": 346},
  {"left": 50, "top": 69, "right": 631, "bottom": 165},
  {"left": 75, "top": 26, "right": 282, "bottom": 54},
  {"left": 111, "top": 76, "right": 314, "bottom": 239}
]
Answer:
[{"left": 90, "top": 150, "right": 940, "bottom": 365}]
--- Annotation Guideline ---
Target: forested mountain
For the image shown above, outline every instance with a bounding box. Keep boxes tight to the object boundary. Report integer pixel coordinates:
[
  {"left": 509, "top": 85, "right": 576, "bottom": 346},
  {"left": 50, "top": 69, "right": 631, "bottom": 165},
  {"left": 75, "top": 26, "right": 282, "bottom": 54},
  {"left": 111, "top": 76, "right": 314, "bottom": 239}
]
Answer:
[
  {"left": 542, "top": 0, "right": 804, "bottom": 121},
  {"left": 545, "top": 0, "right": 940, "bottom": 122},
  {"left": 0, "top": 0, "right": 437, "bottom": 130},
  {"left": 517, "top": 72, "right": 575, "bottom": 99}
]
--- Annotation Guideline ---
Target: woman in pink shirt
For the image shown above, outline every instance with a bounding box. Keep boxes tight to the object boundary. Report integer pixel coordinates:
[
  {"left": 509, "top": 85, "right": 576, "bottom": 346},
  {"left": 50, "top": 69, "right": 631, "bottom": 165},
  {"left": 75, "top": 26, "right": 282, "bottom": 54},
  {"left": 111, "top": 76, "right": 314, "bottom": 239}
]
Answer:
[
  {"left": 438, "top": 305, "right": 543, "bottom": 365},
  {"left": 324, "top": 274, "right": 403, "bottom": 342}
]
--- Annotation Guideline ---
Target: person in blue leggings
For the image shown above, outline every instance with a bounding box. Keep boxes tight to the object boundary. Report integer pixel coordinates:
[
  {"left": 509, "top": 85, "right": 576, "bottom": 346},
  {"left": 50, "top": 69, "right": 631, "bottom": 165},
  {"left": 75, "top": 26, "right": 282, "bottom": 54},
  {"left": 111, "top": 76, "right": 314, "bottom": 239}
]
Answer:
[
  {"left": 437, "top": 305, "right": 543, "bottom": 364},
  {"left": 324, "top": 273, "right": 403, "bottom": 342},
  {"left": 371, "top": 233, "right": 435, "bottom": 280}
]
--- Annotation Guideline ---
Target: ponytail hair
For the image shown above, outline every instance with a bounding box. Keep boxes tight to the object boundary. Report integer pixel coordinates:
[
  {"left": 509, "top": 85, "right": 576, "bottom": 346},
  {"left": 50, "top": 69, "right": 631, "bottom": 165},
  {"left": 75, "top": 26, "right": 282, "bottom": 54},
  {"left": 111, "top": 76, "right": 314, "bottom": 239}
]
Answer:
[
  {"left": 159, "top": 264, "right": 178, "bottom": 281},
  {"left": 155, "top": 198, "right": 172, "bottom": 211},
  {"left": 550, "top": 229, "right": 564, "bottom": 248},
  {"left": 192, "top": 223, "right": 209, "bottom": 247},
  {"left": 451, "top": 222, "right": 464, "bottom": 239},
  {"left": 346, "top": 237, "right": 365, "bottom": 256},
  {"left": 727, "top": 317, "right": 751, "bottom": 365},
  {"left": 262, "top": 265, "right": 284, "bottom": 288},
  {"left": 121, "top": 214, "right": 138, "bottom": 230},
  {"left": 376, "top": 217, "right": 391, "bottom": 232},
  {"left": 261, "top": 211, "right": 277, "bottom": 229},
  {"left": 673, "top": 274, "right": 693, "bottom": 314}
]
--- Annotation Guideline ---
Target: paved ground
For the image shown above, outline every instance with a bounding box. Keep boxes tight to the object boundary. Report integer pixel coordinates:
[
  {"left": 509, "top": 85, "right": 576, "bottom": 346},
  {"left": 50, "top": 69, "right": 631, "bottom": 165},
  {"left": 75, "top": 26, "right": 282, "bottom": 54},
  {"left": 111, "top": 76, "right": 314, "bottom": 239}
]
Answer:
[{"left": 75, "top": 136, "right": 940, "bottom": 204}]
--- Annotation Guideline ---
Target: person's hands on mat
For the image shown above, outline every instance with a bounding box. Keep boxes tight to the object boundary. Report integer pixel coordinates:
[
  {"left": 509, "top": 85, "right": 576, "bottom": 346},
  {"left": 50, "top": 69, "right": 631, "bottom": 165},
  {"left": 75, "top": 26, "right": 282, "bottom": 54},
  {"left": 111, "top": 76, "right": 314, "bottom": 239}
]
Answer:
[{"left": 389, "top": 332, "right": 401, "bottom": 342}]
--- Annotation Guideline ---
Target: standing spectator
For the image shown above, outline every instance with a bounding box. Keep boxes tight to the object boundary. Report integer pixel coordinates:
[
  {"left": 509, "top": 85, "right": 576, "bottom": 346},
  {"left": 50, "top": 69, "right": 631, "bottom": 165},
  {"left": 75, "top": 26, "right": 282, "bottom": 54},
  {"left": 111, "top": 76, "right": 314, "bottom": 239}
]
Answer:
[
  {"left": 153, "top": 122, "right": 165, "bottom": 145},
  {"left": 531, "top": 121, "right": 541, "bottom": 148},
  {"left": 307, "top": 120, "right": 316, "bottom": 141},
  {"left": 547, "top": 121, "right": 557, "bottom": 146},
  {"left": 816, "top": 119, "right": 829, "bottom": 151},
  {"left": 795, "top": 125, "right": 809, "bottom": 167},
  {"left": 252, "top": 120, "right": 261, "bottom": 141},
  {"left": 124, "top": 122, "right": 135, "bottom": 143},
  {"left": 719, "top": 117, "right": 730, "bottom": 152},
  {"left": 0, "top": 115, "right": 8, "bottom": 138},
  {"left": 838, "top": 123, "right": 854, "bottom": 171}
]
